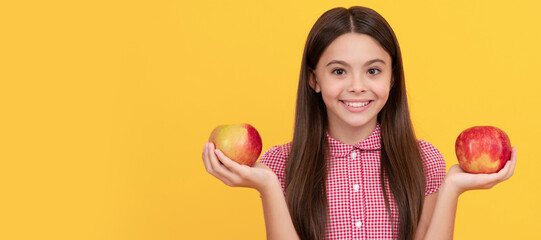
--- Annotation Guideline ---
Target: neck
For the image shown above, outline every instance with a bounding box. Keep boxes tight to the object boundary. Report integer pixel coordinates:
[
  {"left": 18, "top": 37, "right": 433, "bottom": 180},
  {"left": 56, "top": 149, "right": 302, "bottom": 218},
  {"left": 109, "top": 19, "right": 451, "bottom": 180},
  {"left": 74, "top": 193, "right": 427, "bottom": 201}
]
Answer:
[{"left": 327, "top": 120, "right": 378, "bottom": 145}]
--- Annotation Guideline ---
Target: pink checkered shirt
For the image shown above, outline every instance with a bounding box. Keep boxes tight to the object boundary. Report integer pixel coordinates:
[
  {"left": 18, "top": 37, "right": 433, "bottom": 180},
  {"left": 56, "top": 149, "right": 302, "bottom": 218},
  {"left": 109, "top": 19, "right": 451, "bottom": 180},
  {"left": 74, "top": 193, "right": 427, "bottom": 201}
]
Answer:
[{"left": 259, "top": 125, "right": 446, "bottom": 239}]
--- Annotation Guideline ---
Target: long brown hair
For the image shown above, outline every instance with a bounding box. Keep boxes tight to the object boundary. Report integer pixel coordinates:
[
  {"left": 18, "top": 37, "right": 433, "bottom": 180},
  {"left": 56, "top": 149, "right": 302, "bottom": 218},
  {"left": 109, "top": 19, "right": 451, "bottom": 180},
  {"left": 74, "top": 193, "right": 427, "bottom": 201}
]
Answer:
[{"left": 286, "top": 6, "right": 425, "bottom": 240}]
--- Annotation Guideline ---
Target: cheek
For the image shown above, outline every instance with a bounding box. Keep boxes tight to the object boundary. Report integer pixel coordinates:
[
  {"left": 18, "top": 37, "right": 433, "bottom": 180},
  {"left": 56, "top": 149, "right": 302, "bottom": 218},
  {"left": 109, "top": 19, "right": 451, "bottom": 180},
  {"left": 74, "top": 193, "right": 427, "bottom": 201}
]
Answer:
[
  {"left": 372, "top": 82, "right": 391, "bottom": 101},
  {"left": 320, "top": 91, "right": 337, "bottom": 107},
  {"left": 320, "top": 81, "right": 343, "bottom": 98}
]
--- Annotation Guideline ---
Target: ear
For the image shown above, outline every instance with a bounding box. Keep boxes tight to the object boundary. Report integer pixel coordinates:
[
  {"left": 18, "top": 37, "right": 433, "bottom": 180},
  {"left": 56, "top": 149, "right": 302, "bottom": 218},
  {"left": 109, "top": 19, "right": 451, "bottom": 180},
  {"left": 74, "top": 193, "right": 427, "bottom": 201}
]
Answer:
[{"left": 308, "top": 69, "right": 321, "bottom": 93}]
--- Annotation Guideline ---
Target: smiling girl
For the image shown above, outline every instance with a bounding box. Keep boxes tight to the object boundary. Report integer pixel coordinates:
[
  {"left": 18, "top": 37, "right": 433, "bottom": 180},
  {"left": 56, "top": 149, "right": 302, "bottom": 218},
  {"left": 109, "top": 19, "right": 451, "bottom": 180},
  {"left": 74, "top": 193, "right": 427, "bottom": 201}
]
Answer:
[{"left": 202, "top": 6, "right": 516, "bottom": 240}]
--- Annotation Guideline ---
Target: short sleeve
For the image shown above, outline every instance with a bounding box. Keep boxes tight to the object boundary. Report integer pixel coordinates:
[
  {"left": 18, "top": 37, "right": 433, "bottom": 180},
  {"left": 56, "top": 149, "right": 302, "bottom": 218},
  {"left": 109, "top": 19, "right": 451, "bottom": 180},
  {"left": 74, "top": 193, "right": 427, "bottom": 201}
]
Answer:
[
  {"left": 258, "top": 143, "right": 290, "bottom": 195},
  {"left": 418, "top": 140, "right": 447, "bottom": 196}
]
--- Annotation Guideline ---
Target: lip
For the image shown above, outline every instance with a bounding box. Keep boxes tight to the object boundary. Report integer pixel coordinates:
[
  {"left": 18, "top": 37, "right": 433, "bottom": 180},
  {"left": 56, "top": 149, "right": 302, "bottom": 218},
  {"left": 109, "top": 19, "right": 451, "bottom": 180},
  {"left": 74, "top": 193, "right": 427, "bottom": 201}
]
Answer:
[{"left": 340, "top": 100, "right": 373, "bottom": 113}]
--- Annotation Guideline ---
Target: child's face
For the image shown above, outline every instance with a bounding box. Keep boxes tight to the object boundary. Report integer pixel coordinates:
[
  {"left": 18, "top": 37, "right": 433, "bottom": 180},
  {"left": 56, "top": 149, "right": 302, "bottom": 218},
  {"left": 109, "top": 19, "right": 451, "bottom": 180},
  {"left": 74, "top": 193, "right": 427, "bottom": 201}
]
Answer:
[{"left": 310, "top": 33, "right": 392, "bottom": 133}]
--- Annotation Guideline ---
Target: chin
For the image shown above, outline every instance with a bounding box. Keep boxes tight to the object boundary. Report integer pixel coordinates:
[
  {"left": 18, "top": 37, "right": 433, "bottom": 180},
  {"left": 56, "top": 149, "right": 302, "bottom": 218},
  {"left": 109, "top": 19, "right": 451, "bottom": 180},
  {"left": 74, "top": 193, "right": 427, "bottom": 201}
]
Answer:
[{"left": 344, "top": 118, "right": 376, "bottom": 129}]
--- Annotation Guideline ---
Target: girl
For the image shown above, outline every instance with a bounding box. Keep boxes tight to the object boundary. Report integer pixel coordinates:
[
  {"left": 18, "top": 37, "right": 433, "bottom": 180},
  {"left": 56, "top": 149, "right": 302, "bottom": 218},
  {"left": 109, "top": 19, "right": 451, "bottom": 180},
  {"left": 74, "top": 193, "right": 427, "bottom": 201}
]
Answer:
[{"left": 202, "top": 6, "right": 516, "bottom": 240}]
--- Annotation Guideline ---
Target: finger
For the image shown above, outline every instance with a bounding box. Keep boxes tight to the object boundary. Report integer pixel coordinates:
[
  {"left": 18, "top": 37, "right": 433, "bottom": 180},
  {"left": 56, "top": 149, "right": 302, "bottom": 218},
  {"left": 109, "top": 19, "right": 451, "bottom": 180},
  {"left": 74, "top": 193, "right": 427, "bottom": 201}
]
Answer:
[
  {"left": 481, "top": 156, "right": 514, "bottom": 187},
  {"left": 202, "top": 142, "right": 206, "bottom": 159},
  {"left": 473, "top": 168, "right": 506, "bottom": 188},
  {"left": 504, "top": 147, "right": 517, "bottom": 180},
  {"left": 205, "top": 142, "right": 222, "bottom": 178},
  {"left": 219, "top": 177, "right": 234, "bottom": 187},
  {"left": 215, "top": 149, "right": 253, "bottom": 184},
  {"left": 208, "top": 143, "right": 240, "bottom": 182},
  {"left": 494, "top": 162, "right": 511, "bottom": 183},
  {"left": 495, "top": 148, "right": 516, "bottom": 182},
  {"left": 202, "top": 143, "right": 213, "bottom": 173},
  {"left": 205, "top": 144, "right": 235, "bottom": 186},
  {"left": 207, "top": 142, "right": 226, "bottom": 175},
  {"left": 214, "top": 149, "right": 242, "bottom": 174},
  {"left": 203, "top": 143, "right": 214, "bottom": 172}
]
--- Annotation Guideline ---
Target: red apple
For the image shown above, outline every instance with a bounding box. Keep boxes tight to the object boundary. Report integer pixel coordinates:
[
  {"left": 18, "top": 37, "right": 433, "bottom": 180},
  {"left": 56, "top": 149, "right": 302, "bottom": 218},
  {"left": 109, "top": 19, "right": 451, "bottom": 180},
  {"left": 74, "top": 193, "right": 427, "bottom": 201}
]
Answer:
[
  {"left": 208, "top": 123, "right": 262, "bottom": 166},
  {"left": 455, "top": 126, "right": 512, "bottom": 174}
]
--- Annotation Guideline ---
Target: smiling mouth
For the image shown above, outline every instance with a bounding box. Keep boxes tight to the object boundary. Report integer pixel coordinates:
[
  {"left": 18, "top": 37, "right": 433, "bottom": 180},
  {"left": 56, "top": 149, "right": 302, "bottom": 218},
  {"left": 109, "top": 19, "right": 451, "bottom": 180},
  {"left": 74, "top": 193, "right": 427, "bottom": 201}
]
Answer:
[{"left": 342, "top": 101, "right": 372, "bottom": 107}]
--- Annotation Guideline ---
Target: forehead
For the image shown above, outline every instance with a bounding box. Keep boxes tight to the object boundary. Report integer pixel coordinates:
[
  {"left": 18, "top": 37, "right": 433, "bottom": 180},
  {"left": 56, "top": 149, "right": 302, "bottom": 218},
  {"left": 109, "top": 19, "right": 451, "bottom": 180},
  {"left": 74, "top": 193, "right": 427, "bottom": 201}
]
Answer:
[{"left": 318, "top": 33, "right": 391, "bottom": 66}]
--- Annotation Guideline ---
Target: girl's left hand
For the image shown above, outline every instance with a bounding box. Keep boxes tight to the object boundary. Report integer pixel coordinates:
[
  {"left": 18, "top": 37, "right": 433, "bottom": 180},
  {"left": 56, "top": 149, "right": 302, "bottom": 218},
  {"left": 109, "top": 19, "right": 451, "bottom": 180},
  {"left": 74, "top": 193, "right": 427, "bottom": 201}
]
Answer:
[{"left": 444, "top": 147, "right": 517, "bottom": 196}]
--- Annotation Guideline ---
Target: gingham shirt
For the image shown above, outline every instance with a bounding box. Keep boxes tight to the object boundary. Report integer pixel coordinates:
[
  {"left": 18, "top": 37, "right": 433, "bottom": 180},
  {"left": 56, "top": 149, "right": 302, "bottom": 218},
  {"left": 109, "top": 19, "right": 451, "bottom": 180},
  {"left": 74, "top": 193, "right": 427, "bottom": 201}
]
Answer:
[{"left": 259, "top": 125, "right": 446, "bottom": 239}]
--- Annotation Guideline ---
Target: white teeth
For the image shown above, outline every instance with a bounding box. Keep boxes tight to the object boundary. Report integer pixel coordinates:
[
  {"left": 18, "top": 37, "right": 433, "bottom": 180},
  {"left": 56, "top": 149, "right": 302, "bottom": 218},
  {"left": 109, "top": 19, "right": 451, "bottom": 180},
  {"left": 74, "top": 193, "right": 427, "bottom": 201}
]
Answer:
[{"left": 344, "top": 101, "right": 370, "bottom": 107}]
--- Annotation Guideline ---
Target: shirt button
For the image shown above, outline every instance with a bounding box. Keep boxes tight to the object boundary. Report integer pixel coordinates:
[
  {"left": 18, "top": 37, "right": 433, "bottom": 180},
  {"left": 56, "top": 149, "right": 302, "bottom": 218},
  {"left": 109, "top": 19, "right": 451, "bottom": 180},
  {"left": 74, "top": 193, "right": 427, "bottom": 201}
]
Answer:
[
  {"left": 353, "top": 184, "right": 360, "bottom": 192},
  {"left": 355, "top": 221, "right": 362, "bottom": 228},
  {"left": 350, "top": 152, "right": 357, "bottom": 158}
]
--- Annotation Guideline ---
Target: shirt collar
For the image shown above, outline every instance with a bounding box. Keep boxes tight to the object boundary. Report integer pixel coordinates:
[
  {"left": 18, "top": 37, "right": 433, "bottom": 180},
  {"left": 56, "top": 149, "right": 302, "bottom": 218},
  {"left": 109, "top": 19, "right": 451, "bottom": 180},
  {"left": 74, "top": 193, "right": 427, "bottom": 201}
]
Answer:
[{"left": 326, "top": 124, "right": 382, "bottom": 157}]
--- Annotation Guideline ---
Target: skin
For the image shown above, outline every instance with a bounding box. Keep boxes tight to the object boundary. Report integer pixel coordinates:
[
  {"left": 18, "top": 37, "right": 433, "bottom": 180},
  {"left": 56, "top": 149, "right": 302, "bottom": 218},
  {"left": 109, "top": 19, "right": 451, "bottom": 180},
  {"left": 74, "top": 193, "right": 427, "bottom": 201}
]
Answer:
[
  {"left": 202, "top": 142, "right": 298, "bottom": 240},
  {"left": 201, "top": 32, "right": 517, "bottom": 240},
  {"left": 420, "top": 147, "right": 517, "bottom": 240},
  {"left": 309, "top": 33, "right": 392, "bottom": 145}
]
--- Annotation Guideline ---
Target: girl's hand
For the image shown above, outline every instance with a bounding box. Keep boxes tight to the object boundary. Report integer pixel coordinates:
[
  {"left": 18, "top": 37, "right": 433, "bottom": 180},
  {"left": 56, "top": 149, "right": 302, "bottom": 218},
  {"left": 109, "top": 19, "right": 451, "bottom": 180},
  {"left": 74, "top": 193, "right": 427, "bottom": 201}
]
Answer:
[
  {"left": 444, "top": 147, "right": 517, "bottom": 196},
  {"left": 202, "top": 142, "right": 278, "bottom": 194}
]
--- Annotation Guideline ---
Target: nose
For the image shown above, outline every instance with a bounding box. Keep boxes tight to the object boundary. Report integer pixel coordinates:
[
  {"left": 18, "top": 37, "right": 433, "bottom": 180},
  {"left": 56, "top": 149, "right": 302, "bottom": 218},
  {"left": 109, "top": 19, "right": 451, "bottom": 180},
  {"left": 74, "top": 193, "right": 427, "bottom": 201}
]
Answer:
[{"left": 348, "top": 74, "right": 367, "bottom": 93}]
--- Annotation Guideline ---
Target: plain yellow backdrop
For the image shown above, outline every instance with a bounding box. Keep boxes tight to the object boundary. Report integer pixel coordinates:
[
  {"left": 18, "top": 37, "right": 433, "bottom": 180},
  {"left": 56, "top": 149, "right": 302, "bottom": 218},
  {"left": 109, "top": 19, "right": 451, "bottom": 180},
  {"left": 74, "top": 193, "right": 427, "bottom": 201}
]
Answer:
[{"left": 1, "top": 0, "right": 540, "bottom": 239}]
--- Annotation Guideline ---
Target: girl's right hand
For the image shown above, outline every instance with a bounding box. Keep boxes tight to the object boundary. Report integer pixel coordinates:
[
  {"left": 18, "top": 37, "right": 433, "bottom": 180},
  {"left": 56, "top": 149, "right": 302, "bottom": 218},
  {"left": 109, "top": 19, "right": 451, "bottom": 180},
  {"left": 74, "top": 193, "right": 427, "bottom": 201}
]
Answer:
[{"left": 202, "top": 142, "right": 279, "bottom": 194}]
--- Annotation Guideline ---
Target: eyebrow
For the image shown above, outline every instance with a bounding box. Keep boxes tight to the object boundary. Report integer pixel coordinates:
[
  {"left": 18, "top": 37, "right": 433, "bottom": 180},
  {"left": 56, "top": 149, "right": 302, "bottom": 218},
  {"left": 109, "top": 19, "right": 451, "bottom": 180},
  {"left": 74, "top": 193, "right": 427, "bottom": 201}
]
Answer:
[{"left": 326, "top": 59, "right": 386, "bottom": 67}]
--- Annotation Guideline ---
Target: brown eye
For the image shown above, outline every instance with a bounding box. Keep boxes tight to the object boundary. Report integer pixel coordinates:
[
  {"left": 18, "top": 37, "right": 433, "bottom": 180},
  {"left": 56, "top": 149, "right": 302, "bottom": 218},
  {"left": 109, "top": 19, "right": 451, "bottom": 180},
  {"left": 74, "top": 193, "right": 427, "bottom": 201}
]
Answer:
[
  {"left": 332, "top": 68, "right": 346, "bottom": 75},
  {"left": 367, "top": 68, "right": 381, "bottom": 75}
]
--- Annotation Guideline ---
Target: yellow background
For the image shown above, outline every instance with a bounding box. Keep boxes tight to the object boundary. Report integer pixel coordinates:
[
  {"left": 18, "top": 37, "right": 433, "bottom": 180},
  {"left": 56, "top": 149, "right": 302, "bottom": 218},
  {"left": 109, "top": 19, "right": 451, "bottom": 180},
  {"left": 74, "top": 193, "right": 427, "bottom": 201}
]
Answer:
[{"left": 1, "top": 0, "right": 540, "bottom": 239}]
